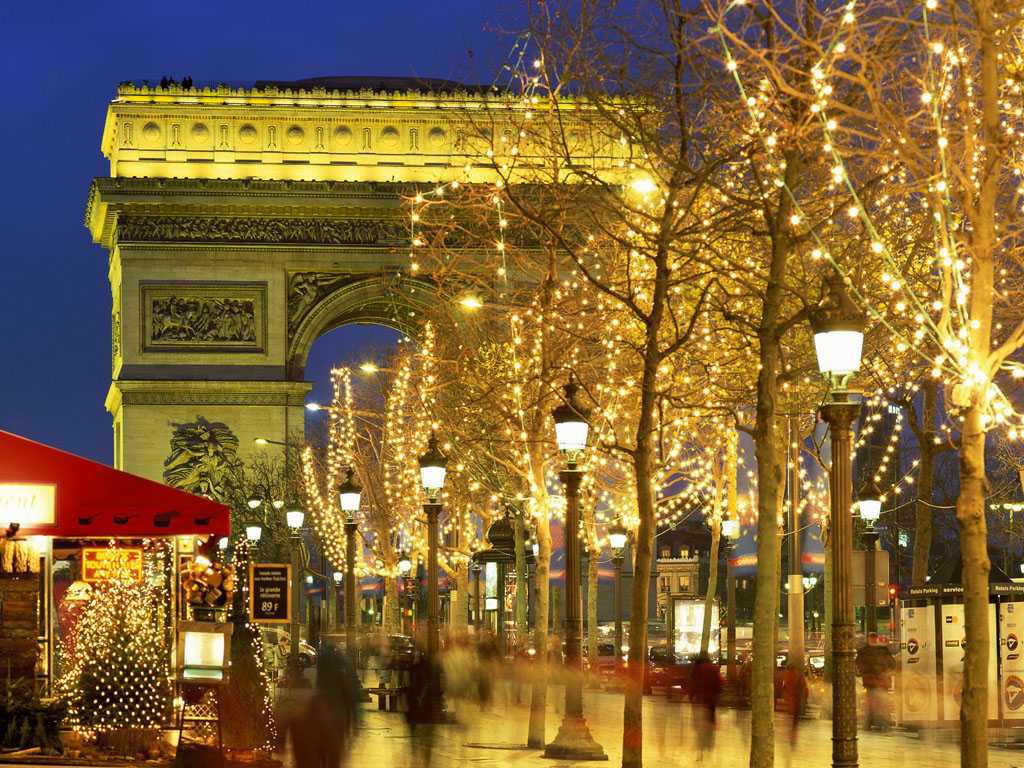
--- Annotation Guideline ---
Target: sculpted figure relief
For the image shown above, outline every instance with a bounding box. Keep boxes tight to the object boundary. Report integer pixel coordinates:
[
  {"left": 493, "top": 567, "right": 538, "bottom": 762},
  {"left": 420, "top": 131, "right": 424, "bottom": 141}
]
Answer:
[
  {"left": 163, "top": 416, "right": 242, "bottom": 501},
  {"left": 151, "top": 296, "right": 256, "bottom": 344},
  {"left": 288, "top": 272, "right": 353, "bottom": 326},
  {"left": 119, "top": 215, "right": 406, "bottom": 245}
]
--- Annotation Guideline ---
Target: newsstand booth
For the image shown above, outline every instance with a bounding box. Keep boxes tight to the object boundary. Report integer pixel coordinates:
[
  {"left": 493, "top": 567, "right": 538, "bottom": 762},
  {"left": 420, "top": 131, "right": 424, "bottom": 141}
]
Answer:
[
  {"left": 899, "top": 565, "right": 1024, "bottom": 729},
  {"left": 0, "top": 430, "right": 230, "bottom": 693}
]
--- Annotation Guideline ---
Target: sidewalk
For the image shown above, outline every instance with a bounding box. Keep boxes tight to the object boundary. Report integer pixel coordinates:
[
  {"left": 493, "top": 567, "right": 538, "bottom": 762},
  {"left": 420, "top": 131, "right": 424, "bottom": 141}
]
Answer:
[{"left": 279, "top": 685, "right": 1024, "bottom": 768}]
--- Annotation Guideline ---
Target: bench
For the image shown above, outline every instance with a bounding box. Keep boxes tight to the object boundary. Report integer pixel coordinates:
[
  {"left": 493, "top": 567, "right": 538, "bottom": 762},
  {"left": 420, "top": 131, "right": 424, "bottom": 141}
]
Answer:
[{"left": 367, "top": 686, "right": 406, "bottom": 712}]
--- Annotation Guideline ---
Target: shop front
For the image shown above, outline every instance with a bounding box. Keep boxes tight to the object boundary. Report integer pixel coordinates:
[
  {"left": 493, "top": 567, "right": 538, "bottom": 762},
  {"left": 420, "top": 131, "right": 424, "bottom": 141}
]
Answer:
[{"left": 0, "top": 429, "right": 230, "bottom": 696}]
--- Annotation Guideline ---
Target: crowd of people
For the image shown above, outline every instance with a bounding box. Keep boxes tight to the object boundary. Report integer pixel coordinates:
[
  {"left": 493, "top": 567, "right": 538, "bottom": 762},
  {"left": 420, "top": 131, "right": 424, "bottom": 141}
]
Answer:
[{"left": 276, "top": 629, "right": 897, "bottom": 767}]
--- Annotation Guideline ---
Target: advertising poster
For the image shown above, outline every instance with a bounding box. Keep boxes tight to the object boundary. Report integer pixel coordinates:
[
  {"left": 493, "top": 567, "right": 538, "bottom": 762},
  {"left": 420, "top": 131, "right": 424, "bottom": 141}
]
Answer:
[
  {"left": 249, "top": 563, "right": 290, "bottom": 624},
  {"left": 1001, "top": 601, "right": 1024, "bottom": 719},
  {"left": 939, "top": 603, "right": 999, "bottom": 721},
  {"left": 901, "top": 605, "right": 937, "bottom": 723}
]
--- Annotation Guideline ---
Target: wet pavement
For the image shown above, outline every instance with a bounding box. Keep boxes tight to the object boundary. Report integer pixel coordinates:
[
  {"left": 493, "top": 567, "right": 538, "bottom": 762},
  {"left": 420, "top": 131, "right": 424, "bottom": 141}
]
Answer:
[{"left": 277, "top": 684, "right": 1024, "bottom": 767}]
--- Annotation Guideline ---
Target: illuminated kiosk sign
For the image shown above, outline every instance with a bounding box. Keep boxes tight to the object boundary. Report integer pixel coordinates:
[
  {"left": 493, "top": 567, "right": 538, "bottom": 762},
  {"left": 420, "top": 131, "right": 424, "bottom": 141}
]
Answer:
[
  {"left": 177, "top": 621, "right": 233, "bottom": 684},
  {"left": 0, "top": 483, "right": 56, "bottom": 528},
  {"left": 249, "top": 563, "right": 291, "bottom": 624},
  {"left": 82, "top": 547, "right": 144, "bottom": 583}
]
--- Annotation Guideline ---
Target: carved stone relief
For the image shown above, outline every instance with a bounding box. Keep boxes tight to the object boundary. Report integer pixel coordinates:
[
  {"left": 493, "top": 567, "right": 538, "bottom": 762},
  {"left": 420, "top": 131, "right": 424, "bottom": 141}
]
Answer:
[
  {"left": 118, "top": 215, "right": 407, "bottom": 246},
  {"left": 151, "top": 296, "right": 256, "bottom": 343},
  {"left": 141, "top": 282, "right": 266, "bottom": 352},
  {"left": 288, "top": 272, "right": 354, "bottom": 329},
  {"left": 111, "top": 309, "right": 121, "bottom": 372}
]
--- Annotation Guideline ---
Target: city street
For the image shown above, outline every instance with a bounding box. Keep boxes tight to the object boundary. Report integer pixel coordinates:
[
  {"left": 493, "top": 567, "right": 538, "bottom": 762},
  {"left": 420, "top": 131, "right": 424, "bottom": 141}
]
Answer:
[{"left": 277, "top": 685, "right": 1024, "bottom": 768}]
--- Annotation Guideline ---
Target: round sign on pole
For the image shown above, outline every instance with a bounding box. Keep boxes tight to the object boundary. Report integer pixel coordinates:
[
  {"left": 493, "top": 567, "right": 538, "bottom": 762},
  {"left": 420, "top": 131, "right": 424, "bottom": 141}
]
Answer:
[{"left": 1005, "top": 674, "right": 1024, "bottom": 711}]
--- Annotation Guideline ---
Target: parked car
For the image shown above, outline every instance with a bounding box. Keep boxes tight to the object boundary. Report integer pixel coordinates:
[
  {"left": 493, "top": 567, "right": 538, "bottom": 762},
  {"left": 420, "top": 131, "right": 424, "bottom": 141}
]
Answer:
[
  {"left": 260, "top": 627, "right": 318, "bottom": 667},
  {"left": 589, "top": 642, "right": 623, "bottom": 684},
  {"left": 384, "top": 633, "right": 417, "bottom": 670},
  {"left": 642, "top": 645, "right": 691, "bottom": 697}
]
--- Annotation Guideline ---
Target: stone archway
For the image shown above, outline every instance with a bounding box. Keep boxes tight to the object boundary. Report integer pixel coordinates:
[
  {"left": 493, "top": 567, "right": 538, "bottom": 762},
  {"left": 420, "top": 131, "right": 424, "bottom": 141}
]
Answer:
[
  {"left": 84, "top": 78, "right": 621, "bottom": 481},
  {"left": 286, "top": 272, "right": 435, "bottom": 379}
]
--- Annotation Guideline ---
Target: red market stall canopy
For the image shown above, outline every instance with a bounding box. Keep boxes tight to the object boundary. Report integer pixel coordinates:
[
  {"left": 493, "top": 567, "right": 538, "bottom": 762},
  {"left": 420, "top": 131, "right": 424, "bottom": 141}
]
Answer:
[{"left": 0, "top": 430, "right": 230, "bottom": 538}]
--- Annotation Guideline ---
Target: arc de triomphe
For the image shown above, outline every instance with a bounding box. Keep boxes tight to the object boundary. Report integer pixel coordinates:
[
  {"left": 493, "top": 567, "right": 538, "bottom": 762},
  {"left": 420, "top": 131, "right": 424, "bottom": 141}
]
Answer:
[{"left": 84, "top": 76, "right": 620, "bottom": 483}]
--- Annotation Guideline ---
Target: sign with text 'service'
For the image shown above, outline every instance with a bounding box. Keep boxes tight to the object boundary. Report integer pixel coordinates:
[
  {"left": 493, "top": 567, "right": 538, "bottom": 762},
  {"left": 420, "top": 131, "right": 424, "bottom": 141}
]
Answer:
[{"left": 249, "top": 563, "right": 290, "bottom": 624}]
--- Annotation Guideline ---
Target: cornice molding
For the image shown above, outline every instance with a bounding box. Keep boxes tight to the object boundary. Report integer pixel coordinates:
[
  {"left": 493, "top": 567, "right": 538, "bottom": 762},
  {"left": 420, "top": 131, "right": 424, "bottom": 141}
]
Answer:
[{"left": 111, "top": 379, "right": 310, "bottom": 408}]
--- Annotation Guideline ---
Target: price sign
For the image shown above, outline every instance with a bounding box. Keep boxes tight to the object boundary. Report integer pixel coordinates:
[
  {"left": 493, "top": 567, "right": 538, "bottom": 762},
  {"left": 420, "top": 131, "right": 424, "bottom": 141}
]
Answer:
[{"left": 249, "top": 563, "right": 290, "bottom": 624}]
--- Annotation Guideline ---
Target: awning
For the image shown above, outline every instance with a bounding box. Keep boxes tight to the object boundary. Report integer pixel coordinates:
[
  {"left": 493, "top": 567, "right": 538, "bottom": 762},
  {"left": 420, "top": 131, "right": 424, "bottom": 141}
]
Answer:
[{"left": 0, "top": 430, "right": 230, "bottom": 537}]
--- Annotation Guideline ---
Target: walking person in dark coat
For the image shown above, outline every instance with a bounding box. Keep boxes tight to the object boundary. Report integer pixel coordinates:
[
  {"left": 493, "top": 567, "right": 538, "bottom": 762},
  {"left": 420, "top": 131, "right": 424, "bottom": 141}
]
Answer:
[
  {"left": 405, "top": 649, "right": 443, "bottom": 767},
  {"left": 690, "top": 653, "right": 723, "bottom": 762},
  {"left": 856, "top": 633, "right": 896, "bottom": 731}
]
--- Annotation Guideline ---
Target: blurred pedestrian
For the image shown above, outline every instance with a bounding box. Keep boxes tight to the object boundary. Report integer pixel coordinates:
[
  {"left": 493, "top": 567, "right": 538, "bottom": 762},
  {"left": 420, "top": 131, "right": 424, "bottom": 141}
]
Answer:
[
  {"left": 856, "top": 632, "right": 895, "bottom": 731},
  {"left": 690, "top": 653, "right": 722, "bottom": 762},
  {"left": 289, "top": 645, "right": 359, "bottom": 768},
  {"left": 406, "top": 648, "right": 444, "bottom": 767},
  {"left": 780, "top": 660, "right": 809, "bottom": 758}
]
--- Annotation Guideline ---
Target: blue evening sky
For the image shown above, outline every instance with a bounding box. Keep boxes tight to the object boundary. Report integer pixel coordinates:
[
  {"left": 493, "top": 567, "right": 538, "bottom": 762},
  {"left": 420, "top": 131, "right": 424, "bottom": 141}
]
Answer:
[{"left": 0, "top": 0, "right": 525, "bottom": 462}]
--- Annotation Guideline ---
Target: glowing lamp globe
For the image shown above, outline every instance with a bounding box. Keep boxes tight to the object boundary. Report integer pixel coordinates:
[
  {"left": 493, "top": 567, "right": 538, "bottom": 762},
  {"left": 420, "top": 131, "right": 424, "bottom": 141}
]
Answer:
[
  {"left": 286, "top": 509, "right": 305, "bottom": 530},
  {"left": 857, "top": 480, "right": 882, "bottom": 523},
  {"left": 552, "top": 376, "right": 591, "bottom": 454},
  {"left": 813, "top": 329, "right": 864, "bottom": 378},
  {"left": 245, "top": 524, "right": 263, "bottom": 542},
  {"left": 419, "top": 433, "right": 448, "bottom": 494},
  {"left": 333, "top": 571, "right": 342, "bottom": 584},
  {"left": 721, "top": 518, "right": 741, "bottom": 540},
  {"left": 217, "top": 536, "right": 228, "bottom": 551},
  {"left": 338, "top": 467, "right": 362, "bottom": 513},
  {"left": 608, "top": 521, "right": 629, "bottom": 552},
  {"left": 858, "top": 498, "right": 882, "bottom": 523},
  {"left": 809, "top": 272, "right": 865, "bottom": 382},
  {"left": 397, "top": 554, "right": 412, "bottom": 576},
  {"left": 246, "top": 497, "right": 262, "bottom": 510}
]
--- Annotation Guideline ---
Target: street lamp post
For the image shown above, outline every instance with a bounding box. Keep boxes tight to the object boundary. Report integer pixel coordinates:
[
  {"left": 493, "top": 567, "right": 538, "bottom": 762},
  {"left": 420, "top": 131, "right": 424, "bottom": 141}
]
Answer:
[
  {"left": 544, "top": 377, "right": 606, "bottom": 761},
  {"left": 857, "top": 481, "right": 882, "bottom": 636},
  {"left": 721, "top": 518, "right": 741, "bottom": 687},
  {"left": 285, "top": 503, "right": 306, "bottom": 686},
  {"left": 332, "top": 571, "right": 342, "bottom": 631},
  {"left": 419, "top": 433, "right": 448, "bottom": 658},
  {"left": 470, "top": 561, "right": 483, "bottom": 630},
  {"left": 810, "top": 271, "right": 865, "bottom": 768},
  {"left": 398, "top": 553, "right": 413, "bottom": 635},
  {"left": 338, "top": 468, "right": 362, "bottom": 656},
  {"left": 609, "top": 522, "right": 629, "bottom": 666},
  {"left": 788, "top": 415, "right": 806, "bottom": 670}
]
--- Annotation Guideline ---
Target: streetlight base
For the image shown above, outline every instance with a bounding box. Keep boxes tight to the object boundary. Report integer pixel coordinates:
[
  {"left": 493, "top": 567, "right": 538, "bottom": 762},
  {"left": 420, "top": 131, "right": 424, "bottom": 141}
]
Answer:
[{"left": 543, "top": 716, "right": 607, "bottom": 761}]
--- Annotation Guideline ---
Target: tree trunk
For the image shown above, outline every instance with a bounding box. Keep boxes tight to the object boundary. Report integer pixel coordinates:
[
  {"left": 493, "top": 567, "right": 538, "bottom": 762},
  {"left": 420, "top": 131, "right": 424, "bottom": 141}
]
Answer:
[
  {"left": 958, "top": 0, "right": 999, "bottom": 761},
  {"left": 453, "top": 567, "right": 469, "bottom": 629},
  {"left": 515, "top": 514, "right": 529, "bottom": 640},
  {"left": 587, "top": 545, "right": 600, "bottom": 671},
  {"left": 701, "top": 518, "right": 721, "bottom": 657},
  {"left": 911, "top": 382, "right": 938, "bottom": 586},
  {"left": 749, "top": 171, "right": 794, "bottom": 768},
  {"left": 383, "top": 577, "right": 400, "bottom": 634},
  {"left": 750, "top": 413, "right": 784, "bottom": 768},
  {"left": 622, "top": 444, "right": 656, "bottom": 768},
  {"left": 528, "top": 498, "right": 551, "bottom": 748},
  {"left": 958, "top": 404, "right": 990, "bottom": 768}
]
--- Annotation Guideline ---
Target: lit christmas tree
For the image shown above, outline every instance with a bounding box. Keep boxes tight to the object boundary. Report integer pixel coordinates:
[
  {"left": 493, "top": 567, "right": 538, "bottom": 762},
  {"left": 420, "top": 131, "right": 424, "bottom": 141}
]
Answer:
[{"left": 59, "top": 578, "right": 171, "bottom": 738}]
